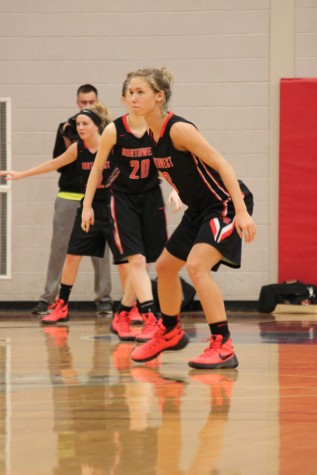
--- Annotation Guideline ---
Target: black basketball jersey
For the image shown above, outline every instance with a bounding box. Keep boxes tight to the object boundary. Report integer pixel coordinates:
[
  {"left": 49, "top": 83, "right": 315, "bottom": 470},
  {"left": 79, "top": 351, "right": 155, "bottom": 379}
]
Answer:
[
  {"left": 110, "top": 115, "right": 160, "bottom": 193},
  {"left": 149, "top": 113, "right": 250, "bottom": 215},
  {"left": 77, "top": 140, "right": 112, "bottom": 202}
]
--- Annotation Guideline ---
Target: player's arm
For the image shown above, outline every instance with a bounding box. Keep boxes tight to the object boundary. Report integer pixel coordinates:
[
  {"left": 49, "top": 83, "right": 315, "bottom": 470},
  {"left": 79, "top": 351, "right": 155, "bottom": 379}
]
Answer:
[
  {"left": 81, "top": 122, "right": 117, "bottom": 232},
  {"left": 170, "top": 122, "right": 256, "bottom": 242},
  {"left": 0, "top": 143, "right": 78, "bottom": 181}
]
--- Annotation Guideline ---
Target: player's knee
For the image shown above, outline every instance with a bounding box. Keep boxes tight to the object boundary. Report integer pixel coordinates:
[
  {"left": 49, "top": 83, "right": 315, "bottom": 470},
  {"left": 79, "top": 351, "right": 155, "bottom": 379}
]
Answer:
[
  {"left": 65, "top": 254, "right": 80, "bottom": 265},
  {"left": 129, "top": 254, "right": 146, "bottom": 271},
  {"left": 155, "top": 255, "right": 170, "bottom": 276},
  {"left": 186, "top": 259, "right": 201, "bottom": 283}
]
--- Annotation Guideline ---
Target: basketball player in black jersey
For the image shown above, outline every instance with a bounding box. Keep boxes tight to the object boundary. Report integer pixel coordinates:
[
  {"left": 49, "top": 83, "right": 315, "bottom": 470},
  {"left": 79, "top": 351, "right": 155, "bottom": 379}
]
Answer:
[
  {"left": 32, "top": 84, "right": 113, "bottom": 318},
  {"left": 82, "top": 75, "right": 181, "bottom": 342},
  {"left": 0, "top": 104, "right": 128, "bottom": 324},
  {"left": 125, "top": 68, "right": 256, "bottom": 369}
]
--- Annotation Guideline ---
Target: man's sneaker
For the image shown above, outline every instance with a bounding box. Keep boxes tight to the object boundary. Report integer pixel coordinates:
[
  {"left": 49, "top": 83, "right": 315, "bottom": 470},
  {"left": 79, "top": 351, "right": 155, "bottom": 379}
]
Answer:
[
  {"left": 32, "top": 300, "right": 49, "bottom": 315},
  {"left": 135, "top": 312, "right": 158, "bottom": 342},
  {"left": 131, "top": 320, "right": 189, "bottom": 363},
  {"left": 96, "top": 300, "right": 113, "bottom": 315},
  {"left": 111, "top": 311, "right": 136, "bottom": 341},
  {"left": 41, "top": 299, "right": 69, "bottom": 325},
  {"left": 188, "top": 335, "right": 239, "bottom": 370},
  {"left": 128, "top": 302, "right": 143, "bottom": 324}
]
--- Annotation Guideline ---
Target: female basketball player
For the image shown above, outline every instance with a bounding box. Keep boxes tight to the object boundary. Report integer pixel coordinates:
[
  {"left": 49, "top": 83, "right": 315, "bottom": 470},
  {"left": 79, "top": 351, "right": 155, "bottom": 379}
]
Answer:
[
  {"left": 125, "top": 68, "right": 256, "bottom": 369},
  {"left": 0, "top": 104, "right": 129, "bottom": 324},
  {"left": 82, "top": 74, "right": 182, "bottom": 342}
]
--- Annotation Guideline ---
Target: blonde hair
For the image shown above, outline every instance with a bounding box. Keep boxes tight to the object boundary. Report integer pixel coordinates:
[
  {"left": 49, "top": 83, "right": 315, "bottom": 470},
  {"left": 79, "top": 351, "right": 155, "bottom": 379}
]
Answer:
[
  {"left": 86, "top": 102, "right": 112, "bottom": 133},
  {"left": 121, "top": 72, "right": 133, "bottom": 97},
  {"left": 129, "top": 67, "right": 173, "bottom": 113}
]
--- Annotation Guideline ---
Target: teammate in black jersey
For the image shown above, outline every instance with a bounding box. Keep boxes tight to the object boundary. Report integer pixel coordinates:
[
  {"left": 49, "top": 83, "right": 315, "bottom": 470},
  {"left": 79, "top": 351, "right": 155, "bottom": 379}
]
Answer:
[
  {"left": 0, "top": 104, "right": 128, "bottom": 324},
  {"left": 82, "top": 75, "right": 181, "bottom": 342},
  {"left": 32, "top": 84, "right": 113, "bottom": 318},
  {"left": 125, "top": 68, "right": 256, "bottom": 369}
]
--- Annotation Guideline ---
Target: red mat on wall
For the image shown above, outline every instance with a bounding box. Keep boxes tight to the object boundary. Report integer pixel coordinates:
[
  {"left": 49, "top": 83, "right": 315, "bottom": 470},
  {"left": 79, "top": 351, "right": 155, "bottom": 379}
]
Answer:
[{"left": 279, "top": 78, "right": 317, "bottom": 284}]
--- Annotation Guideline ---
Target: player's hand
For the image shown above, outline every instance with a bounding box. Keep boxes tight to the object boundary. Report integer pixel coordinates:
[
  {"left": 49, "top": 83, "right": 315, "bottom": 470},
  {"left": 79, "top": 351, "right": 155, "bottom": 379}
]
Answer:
[
  {"left": 168, "top": 188, "right": 183, "bottom": 213},
  {"left": 0, "top": 170, "right": 22, "bottom": 180},
  {"left": 235, "top": 210, "right": 256, "bottom": 243},
  {"left": 81, "top": 207, "right": 94, "bottom": 233}
]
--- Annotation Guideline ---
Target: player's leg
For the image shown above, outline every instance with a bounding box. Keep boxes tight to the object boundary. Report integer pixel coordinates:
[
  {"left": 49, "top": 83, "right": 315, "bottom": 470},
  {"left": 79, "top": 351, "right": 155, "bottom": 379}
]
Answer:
[
  {"left": 126, "top": 253, "right": 158, "bottom": 342},
  {"left": 186, "top": 243, "right": 226, "bottom": 324},
  {"left": 41, "top": 254, "right": 83, "bottom": 325},
  {"left": 34, "top": 197, "right": 78, "bottom": 314},
  {"left": 131, "top": 249, "right": 189, "bottom": 363},
  {"left": 186, "top": 243, "right": 238, "bottom": 370},
  {"left": 156, "top": 249, "right": 185, "bottom": 317}
]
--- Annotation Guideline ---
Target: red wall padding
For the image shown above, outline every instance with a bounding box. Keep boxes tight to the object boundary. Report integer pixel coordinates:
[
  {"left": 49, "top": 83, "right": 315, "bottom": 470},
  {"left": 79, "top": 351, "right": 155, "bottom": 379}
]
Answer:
[{"left": 279, "top": 78, "right": 317, "bottom": 284}]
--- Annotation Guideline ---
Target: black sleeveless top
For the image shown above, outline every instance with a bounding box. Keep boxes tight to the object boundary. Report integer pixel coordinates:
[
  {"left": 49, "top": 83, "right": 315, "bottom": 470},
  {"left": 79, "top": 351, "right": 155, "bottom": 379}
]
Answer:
[
  {"left": 149, "top": 113, "right": 252, "bottom": 215},
  {"left": 110, "top": 115, "right": 160, "bottom": 193},
  {"left": 77, "top": 140, "right": 112, "bottom": 202}
]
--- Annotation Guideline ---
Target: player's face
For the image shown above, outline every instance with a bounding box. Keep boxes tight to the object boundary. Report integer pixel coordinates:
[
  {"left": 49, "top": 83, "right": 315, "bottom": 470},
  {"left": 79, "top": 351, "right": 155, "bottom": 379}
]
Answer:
[
  {"left": 127, "top": 77, "right": 162, "bottom": 117},
  {"left": 76, "top": 115, "right": 98, "bottom": 140},
  {"left": 77, "top": 92, "right": 97, "bottom": 110}
]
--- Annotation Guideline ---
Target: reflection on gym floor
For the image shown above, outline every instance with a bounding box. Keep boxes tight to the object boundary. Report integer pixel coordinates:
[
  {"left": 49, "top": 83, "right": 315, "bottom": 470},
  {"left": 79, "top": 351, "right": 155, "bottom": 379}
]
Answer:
[{"left": 1, "top": 312, "right": 317, "bottom": 475}]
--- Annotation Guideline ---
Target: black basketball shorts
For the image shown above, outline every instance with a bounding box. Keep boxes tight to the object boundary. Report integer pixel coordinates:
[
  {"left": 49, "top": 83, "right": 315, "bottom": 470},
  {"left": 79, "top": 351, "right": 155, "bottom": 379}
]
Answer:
[
  {"left": 67, "top": 201, "right": 123, "bottom": 264},
  {"left": 109, "top": 187, "right": 168, "bottom": 263}
]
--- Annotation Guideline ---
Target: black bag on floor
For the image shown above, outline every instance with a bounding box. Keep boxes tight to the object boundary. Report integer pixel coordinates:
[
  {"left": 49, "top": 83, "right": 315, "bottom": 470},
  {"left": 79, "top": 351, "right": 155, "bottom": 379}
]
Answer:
[
  {"left": 151, "top": 277, "right": 196, "bottom": 311},
  {"left": 258, "top": 280, "right": 317, "bottom": 313}
]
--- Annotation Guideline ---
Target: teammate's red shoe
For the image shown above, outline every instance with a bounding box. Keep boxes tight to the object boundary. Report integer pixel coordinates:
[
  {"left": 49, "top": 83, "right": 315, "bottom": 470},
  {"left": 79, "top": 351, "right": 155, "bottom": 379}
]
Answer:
[
  {"left": 189, "top": 370, "right": 238, "bottom": 412},
  {"left": 42, "top": 325, "right": 69, "bottom": 347},
  {"left": 112, "top": 342, "right": 134, "bottom": 370},
  {"left": 144, "top": 354, "right": 162, "bottom": 368},
  {"left": 188, "top": 335, "right": 239, "bottom": 369},
  {"left": 111, "top": 310, "right": 136, "bottom": 341},
  {"left": 131, "top": 320, "right": 189, "bottom": 363},
  {"left": 135, "top": 312, "right": 158, "bottom": 342},
  {"left": 131, "top": 366, "right": 165, "bottom": 383},
  {"left": 131, "top": 366, "right": 186, "bottom": 410},
  {"left": 128, "top": 302, "right": 143, "bottom": 324},
  {"left": 41, "top": 299, "right": 69, "bottom": 324}
]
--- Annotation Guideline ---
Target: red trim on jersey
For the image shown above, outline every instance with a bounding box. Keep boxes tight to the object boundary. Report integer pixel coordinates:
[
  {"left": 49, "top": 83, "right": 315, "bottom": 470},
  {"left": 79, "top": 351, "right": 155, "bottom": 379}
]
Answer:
[
  {"left": 222, "top": 200, "right": 229, "bottom": 218},
  {"left": 210, "top": 218, "right": 220, "bottom": 239},
  {"left": 210, "top": 218, "right": 235, "bottom": 243},
  {"left": 198, "top": 156, "right": 230, "bottom": 198},
  {"left": 218, "top": 221, "right": 235, "bottom": 241},
  {"left": 122, "top": 114, "right": 131, "bottom": 133},
  {"left": 110, "top": 195, "right": 124, "bottom": 254},
  {"left": 159, "top": 112, "right": 174, "bottom": 139},
  {"left": 190, "top": 153, "right": 224, "bottom": 202}
]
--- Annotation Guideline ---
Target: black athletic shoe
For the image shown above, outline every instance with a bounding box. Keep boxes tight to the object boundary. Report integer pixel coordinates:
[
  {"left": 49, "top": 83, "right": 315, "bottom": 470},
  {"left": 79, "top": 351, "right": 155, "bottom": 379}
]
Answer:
[
  {"left": 32, "top": 301, "right": 49, "bottom": 315},
  {"left": 96, "top": 300, "right": 113, "bottom": 315}
]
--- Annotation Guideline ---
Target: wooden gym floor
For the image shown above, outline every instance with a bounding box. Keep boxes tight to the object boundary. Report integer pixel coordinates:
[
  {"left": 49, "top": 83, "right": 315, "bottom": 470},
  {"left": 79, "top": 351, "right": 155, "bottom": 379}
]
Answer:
[{"left": 0, "top": 310, "right": 317, "bottom": 475}]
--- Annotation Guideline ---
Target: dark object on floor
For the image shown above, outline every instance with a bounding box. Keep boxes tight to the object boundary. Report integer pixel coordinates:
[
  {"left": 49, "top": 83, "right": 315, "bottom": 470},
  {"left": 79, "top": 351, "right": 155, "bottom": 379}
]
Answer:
[{"left": 258, "top": 280, "right": 317, "bottom": 313}]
